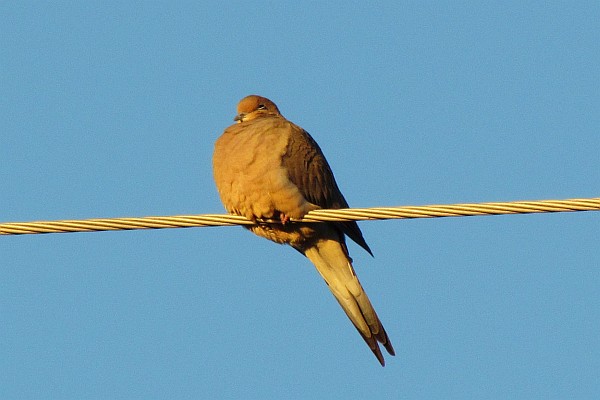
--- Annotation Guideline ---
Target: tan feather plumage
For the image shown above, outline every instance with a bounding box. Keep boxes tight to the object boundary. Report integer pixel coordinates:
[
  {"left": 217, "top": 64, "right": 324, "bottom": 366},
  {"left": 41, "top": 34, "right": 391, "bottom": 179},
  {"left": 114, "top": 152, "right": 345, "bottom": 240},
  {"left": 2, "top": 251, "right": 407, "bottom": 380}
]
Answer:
[{"left": 212, "top": 95, "right": 394, "bottom": 365}]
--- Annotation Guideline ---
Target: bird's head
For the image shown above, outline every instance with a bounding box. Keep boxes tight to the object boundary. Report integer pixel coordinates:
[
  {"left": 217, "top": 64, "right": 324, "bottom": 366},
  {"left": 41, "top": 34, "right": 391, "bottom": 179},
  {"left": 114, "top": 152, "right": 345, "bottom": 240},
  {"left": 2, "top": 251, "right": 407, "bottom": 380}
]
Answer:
[{"left": 234, "top": 95, "right": 281, "bottom": 123}]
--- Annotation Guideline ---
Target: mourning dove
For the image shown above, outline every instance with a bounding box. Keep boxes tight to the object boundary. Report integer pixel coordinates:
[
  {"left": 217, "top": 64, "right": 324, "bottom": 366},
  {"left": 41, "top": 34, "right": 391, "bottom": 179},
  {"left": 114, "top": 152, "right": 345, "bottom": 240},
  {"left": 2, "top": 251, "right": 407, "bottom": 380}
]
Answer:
[{"left": 212, "top": 95, "right": 395, "bottom": 366}]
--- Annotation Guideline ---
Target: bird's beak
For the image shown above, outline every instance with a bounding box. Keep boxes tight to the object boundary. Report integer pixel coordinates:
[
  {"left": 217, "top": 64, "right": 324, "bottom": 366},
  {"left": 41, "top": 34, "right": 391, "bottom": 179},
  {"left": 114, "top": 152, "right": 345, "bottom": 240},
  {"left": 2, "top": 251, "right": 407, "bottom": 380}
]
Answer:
[{"left": 234, "top": 113, "right": 245, "bottom": 123}]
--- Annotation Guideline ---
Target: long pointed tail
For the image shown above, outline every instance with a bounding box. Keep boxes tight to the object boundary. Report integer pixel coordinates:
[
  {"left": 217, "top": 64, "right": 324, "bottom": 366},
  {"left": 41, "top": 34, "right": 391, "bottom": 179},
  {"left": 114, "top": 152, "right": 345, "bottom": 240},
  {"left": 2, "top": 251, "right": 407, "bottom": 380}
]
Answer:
[{"left": 304, "top": 237, "right": 395, "bottom": 366}]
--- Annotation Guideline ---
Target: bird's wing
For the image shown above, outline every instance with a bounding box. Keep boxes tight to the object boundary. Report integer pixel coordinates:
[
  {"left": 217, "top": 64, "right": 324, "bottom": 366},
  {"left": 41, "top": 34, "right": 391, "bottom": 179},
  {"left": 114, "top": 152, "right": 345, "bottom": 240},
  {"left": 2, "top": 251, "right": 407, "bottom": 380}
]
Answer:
[{"left": 282, "top": 124, "right": 373, "bottom": 255}]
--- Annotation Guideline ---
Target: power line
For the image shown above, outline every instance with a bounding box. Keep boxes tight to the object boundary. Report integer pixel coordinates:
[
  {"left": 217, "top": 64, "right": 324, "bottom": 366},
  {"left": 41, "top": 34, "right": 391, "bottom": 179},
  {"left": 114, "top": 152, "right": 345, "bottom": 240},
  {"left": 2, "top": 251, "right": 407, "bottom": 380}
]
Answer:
[{"left": 2, "top": 197, "right": 598, "bottom": 236}]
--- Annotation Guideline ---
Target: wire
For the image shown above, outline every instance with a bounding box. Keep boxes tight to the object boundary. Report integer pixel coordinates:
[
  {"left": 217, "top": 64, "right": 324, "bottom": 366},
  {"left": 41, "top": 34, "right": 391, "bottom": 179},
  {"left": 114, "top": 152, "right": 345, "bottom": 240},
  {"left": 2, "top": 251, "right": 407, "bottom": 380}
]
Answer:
[{"left": 1, "top": 197, "right": 599, "bottom": 236}]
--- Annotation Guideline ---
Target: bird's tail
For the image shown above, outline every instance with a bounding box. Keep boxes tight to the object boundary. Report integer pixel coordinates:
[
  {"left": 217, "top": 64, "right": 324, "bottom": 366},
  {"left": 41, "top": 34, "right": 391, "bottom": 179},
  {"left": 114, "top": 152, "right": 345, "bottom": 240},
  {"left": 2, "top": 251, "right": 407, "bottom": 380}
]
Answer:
[{"left": 303, "top": 236, "right": 395, "bottom": 366}]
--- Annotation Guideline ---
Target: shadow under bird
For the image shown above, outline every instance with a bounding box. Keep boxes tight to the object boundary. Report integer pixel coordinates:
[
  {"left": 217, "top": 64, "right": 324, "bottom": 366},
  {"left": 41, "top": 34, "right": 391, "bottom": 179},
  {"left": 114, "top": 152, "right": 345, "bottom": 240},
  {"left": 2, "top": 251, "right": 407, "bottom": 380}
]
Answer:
[{"left": 212, "top": 95, "right": 395, "bottom": 366}]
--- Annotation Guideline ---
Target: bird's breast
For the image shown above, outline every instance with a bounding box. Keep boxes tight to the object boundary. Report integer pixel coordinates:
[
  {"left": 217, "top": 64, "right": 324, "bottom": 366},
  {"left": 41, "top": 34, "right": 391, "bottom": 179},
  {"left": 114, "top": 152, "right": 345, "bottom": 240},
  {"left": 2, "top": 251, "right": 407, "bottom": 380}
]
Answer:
[{"left": 213, "top": 119, "right": 314, "bottom": 222}]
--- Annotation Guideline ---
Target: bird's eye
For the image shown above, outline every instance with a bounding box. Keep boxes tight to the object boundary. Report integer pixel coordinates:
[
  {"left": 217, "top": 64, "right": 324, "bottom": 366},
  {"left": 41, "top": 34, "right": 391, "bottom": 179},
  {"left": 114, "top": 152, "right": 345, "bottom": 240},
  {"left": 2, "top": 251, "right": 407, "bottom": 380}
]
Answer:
[{"left": 257, "top": 104, "right": 267, "bottom": 110}]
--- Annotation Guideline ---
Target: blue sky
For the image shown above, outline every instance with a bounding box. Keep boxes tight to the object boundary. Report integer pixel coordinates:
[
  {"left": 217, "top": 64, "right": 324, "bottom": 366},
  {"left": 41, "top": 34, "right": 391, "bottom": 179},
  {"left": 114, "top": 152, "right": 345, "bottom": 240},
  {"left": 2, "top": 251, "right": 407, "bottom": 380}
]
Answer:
[{"left": 2, "top": 2, "right": 599, "bottom": 398}]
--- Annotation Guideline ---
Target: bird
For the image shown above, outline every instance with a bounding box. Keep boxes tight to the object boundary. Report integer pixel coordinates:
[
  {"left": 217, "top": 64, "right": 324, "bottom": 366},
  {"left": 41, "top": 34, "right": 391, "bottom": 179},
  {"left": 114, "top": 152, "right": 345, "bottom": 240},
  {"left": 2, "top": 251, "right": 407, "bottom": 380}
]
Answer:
[{"left": 212, "top": 95, "right": 395, "bottom": 366}]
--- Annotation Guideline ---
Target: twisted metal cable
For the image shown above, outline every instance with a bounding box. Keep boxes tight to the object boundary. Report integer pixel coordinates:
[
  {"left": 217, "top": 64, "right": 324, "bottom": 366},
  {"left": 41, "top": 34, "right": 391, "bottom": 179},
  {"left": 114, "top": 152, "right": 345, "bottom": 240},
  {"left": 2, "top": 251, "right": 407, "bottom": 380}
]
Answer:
[{"left": 1, "top": 197, "right": 599, "bottom": 236}]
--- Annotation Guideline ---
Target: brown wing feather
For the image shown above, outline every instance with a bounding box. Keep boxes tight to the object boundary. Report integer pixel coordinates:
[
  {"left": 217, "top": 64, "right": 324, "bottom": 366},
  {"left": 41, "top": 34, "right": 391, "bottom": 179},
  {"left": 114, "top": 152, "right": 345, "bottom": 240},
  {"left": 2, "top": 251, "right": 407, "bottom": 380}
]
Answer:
[{"left": 282, "top": 123, "right": 373, "bottom": 256}]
